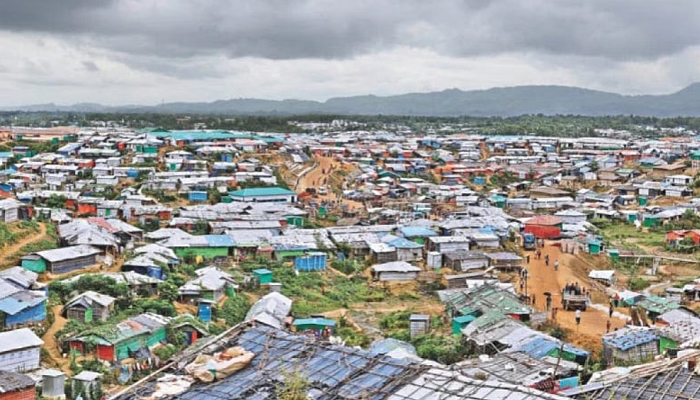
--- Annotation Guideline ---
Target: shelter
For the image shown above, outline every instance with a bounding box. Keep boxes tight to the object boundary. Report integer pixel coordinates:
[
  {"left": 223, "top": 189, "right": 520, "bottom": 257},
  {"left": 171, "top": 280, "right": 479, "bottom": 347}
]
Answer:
[
  {"left": 228, "top": 187, "right": 297, "bottom": 203},
  {"left": 0, "top": 370, "right": 35, "bottom": 399},
  {"left": 524, "top": 215, "right": 563, "bottom": 239},
  {"left": 602, "top": 327, "right": 658, "bottom": 364},
  {"left": 21, "top": 245, "right": 101, "bottom": 274},
  {"left": 244, "top": 292, "right": 292, "bottom": 329},
  {"left": 563, "top": 354, "right": 700, "bottom": 400},
  {"left": 588, "top": 270, "right": 616, "bottom": 286},
  {"left": 62, "top": 291, "right": 116, "bottom": 322},
  {"left": 111, "top": 324, "right": 567, "bottom": 400},
  {"left": 68, "top": 313, "right": 170, "bottom": 362},
  {"left": 0, "top": 328, "right": 43, "bottom": 372},
  {"left": 371, "top": 261, "right": 421, "bottom": 281}
]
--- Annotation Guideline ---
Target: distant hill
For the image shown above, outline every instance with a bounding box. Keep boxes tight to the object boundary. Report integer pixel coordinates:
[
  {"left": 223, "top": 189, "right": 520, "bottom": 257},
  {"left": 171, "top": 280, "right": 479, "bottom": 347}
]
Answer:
[{"left": 4, "top": 84, "right": 700, "bottom": 117}]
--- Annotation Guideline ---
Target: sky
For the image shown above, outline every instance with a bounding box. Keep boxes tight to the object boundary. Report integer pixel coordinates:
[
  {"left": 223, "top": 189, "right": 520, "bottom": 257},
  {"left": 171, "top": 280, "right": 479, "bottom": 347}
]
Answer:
[{"left": 0, "top": 0, "right": 699, "bottom": 106}]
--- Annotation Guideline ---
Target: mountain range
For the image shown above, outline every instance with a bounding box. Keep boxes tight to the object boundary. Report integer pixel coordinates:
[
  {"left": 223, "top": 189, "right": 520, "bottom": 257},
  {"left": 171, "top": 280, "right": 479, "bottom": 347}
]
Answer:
[{"left": 4, "top": 84, "right": 700, "bottom": 117}]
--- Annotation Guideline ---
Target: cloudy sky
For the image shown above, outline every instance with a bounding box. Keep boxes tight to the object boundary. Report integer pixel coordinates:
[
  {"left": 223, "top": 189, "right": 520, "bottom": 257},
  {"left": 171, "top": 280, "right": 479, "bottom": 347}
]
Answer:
[{"left": 0, "top": 0, "right": 698, "bottom": 106}]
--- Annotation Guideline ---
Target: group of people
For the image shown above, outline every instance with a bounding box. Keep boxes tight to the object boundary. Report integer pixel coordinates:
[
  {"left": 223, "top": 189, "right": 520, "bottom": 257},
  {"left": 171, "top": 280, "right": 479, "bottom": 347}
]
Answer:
[
  {"left": 311, "top": 177, "right": 328, "bottom": 186},
  {"left": 563, "top": 282, "right": 587, "bottom": 296},
  {"left": 532, "top": 252, "right": 559, "bottom": 270}
]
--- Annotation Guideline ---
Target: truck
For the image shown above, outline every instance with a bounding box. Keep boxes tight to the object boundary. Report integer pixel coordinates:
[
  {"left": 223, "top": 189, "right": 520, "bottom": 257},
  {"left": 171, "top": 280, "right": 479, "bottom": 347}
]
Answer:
[
  {"left": 562, "top": 292, "right": 587, "bottom": 311},
  {"left": 522, "top": 233, "right": 536, "bottom": 250}
]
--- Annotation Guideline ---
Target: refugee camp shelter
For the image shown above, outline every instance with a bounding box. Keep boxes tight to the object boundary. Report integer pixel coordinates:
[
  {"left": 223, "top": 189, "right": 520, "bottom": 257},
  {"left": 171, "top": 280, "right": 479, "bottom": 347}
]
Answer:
[{"left": 0, "top": 328, "right": 43, "bottom": 372}]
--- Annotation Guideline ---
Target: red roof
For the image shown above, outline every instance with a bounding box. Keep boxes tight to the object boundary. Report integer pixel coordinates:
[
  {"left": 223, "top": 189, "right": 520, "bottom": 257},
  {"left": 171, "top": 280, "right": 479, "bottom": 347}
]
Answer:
[
  {"left": 525, "top": 215, "right": 564, "bottom": 226},
  {"left": 87, "top": 217, "right": 118, "bottom": 233}
]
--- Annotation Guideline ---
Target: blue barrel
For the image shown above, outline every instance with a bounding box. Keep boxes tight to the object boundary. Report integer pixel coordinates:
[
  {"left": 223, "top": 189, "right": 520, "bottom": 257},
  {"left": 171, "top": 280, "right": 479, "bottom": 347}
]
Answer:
[{"left": 198, "top": 304, "right": 212, "bottom": 322}]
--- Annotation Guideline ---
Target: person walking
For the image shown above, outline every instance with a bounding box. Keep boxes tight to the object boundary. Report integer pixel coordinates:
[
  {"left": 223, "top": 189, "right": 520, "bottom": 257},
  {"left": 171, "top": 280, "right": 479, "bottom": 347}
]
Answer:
[
  {"left": 531, "top": 294, "right": 536, "bottom": 308},
  {"left": 554, "top": 260, "right": 559, "bottom": 271},
  {"left": 575, "top": 309, "right": 581, "bottom": 330},
  {"left": 526, "top": 254, "right": 530, "bottom": 264},
  {"left": 544, "top": 254, "right": 549, "bottom": 267},
  {"left": 609, "top": 304, "right": 614, "bottom": 318},
  {"left": 606, "top": 319, "right": 612, "bottom": 333}
]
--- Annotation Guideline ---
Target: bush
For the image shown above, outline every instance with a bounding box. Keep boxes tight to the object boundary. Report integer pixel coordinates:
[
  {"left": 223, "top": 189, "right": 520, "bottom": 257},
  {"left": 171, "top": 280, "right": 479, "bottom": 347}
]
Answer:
[
  {"left": 336, "top": 327, "right": 371, "bottom": 348},
  {"left": 214, "top": 295, "right": 251, "bottom": 326},
  {"left": 629, "top": 276, "right": 650, "bottom": 291},
  {"left": 132, "top": 299, "right": 177, "bottom": 317},
  {"left": 412, "top": 335, "right": 467, "bottom": 365},
  {"left": 49, "top": 275, "right": 130, "bottom": 303},
  {"left": 330, "top": 259, "right": 366, "bottom": 275},
  {"left": 153, "top": 344, "right": 179, "bottom": 362}
]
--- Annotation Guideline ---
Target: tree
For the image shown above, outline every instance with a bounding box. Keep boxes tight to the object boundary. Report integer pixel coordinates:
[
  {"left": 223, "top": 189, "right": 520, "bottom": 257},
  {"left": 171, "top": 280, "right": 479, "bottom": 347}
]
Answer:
[
  {"left": 192, "top": 220, "right": 209, "bottom": 235},
  {"left": 159, "top": 280, "right": 179, "bottom": 302},
  {"left": 214, "top": 295, "right": 251, "bottom": 326},
  {"left": 45, "top": 194, "right": 67, "bottom": 209}
]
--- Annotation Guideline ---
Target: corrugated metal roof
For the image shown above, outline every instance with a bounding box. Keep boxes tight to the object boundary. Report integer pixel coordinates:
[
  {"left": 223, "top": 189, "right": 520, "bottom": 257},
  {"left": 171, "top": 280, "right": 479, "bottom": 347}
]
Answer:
[
  {"left": 0, "top": 290, "right": 46, "bottom": 315},
  {"left": 229, "top": 187, "right": 295, "bottom": 197},
  {"left": 371, "top": 261, "right": 421, "bottom": 273},
  {"left": 0, "top": 370, "right": 35, "bottom": 392},
  {"left": 204, "top": 235, "right": 235, "bottom": 247},
  {"left": 398, "top": 226, "right": 437, "bottom": 237},
  {"left": 35, "top": 245, "right": 101, "bottom": 262},
  {"left": 0, "top": 328, "right": 43, "bottom": 353},
  {"left": 602, "top": 327, "right": 658, "bottom": 351}
]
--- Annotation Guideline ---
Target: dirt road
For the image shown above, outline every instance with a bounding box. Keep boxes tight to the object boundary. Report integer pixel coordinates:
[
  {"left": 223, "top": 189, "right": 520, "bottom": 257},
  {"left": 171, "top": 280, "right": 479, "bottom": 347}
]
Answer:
[
  {"left": 297, "top": 156, "right": 334, "bottom": 194},
  {"left": 0, "top": 222, "right": 48, "bottom": 269},
  {"left": 42, "top": 306, "right": 71, "bottom": 373},
  {"left": 297, "top": 156, "right": 364, "bottom": 211},
  {"left": 522, "top": 242, "right": 628, "bottom": 353}
]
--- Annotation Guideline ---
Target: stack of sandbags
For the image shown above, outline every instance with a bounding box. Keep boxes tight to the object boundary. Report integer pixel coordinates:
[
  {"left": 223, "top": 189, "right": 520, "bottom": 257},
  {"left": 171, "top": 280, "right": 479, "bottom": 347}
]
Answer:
[{"left": 185, "top": 346, "right": 255, "bottom": 382}]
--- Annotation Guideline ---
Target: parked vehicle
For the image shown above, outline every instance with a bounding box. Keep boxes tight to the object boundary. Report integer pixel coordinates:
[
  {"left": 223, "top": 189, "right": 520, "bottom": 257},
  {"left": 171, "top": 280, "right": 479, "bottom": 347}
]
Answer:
[
  {"left": 523, "top": 233, "right": 537, "bottom": 250},
  {"left": 562, "top": 292, "right": 587, "bottom": 311}
]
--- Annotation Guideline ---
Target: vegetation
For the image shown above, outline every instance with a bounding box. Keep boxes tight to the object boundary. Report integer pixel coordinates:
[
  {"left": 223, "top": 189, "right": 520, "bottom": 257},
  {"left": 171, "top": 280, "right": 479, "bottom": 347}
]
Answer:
[
  {"left": 49, "top": 275, "right": 130, "bottom": 304},
  {"left": 0, "top": 223, "right": 20, "bottom": 246},
  {"left": 276, "top": 364, "right": 310, "bottom": 400},
  {"left": 379, "top": 311, "right": 466, "bottom": 364},
  {"left": 45, "top": 194, "right": 68, "bottom": 209},
  {"left": 18, "top": 238, "right": 58, "bottom": 253},
  {"left": 153, "top": 344, "right": 179, "bottom": 361},
  {"left": 598, "top": 222, "right": 666, "bottom": 250},
  {"left": 330, "top": 259, "right": 367, "bottom": 275},
  {"left": 7, "top": 111, "right": 700, "bottom": 138},
  {"left": 132, "top": 298, "right": 177, "bottom": 317},
  {"left": 214, "top": 295, "right": 251, "bottom": 326},
  {"left": 629, "top": 276, "right": 651, "bottom": 291}
]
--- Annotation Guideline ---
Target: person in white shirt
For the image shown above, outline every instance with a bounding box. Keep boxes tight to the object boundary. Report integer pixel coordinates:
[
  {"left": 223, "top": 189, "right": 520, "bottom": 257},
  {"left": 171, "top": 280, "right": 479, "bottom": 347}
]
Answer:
[{"left": 575, "top": 309, "right": 581, "bottom": 327}]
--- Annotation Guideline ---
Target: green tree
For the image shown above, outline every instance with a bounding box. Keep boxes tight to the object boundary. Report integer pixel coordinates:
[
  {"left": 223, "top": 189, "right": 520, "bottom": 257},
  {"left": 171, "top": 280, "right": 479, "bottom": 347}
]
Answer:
[{"left": 45, "top": 194, "right": 67, "bottom": 209}]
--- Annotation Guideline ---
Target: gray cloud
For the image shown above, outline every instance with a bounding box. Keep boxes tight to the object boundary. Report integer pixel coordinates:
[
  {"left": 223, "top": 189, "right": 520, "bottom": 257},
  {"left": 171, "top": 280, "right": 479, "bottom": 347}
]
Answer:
[
  {"left": 0, "top": 1, "right": 699, "bottom": 105},
  {"left": 0, "top": 0, "right": 698, "bottom": 64},
  {"left": 82, "top": 61, "right": 99, "bottom": 72}
]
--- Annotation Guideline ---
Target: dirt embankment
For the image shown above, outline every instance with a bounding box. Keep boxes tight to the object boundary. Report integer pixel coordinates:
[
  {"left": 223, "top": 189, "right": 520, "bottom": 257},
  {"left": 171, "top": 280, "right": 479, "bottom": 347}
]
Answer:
[{"left": 0, "top": 222, "right": 49, "bottom": 270}]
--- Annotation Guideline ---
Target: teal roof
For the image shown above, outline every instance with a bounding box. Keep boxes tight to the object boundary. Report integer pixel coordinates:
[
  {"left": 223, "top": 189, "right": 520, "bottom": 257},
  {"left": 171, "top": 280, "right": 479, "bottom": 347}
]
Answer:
[
  {"left": 229, "top": 187, "right": 296, "bottom": 197},
  {"left": 253, "top": 268, "right": 272, "bottom": 275},
  {"left": 293, "top": 318, "right": 336, "bottom": 327},
  {"left": 453, "top": 315, "right": 476, "bottom": 324},
  {"left": 148, "top": 130, "right": 249, "bottom": 141}
]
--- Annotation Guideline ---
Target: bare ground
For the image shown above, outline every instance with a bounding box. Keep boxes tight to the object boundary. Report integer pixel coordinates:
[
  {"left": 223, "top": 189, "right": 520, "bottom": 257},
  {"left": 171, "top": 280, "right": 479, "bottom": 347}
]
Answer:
[
  {"left": 42, "top": 305, "right": 72, "bottom": 373},
  {"left": 0, "top": 222, "right": 48, "bottom": 270},
  {"left": 523, "top": 242, "right": 628, "bottom": 354}
]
